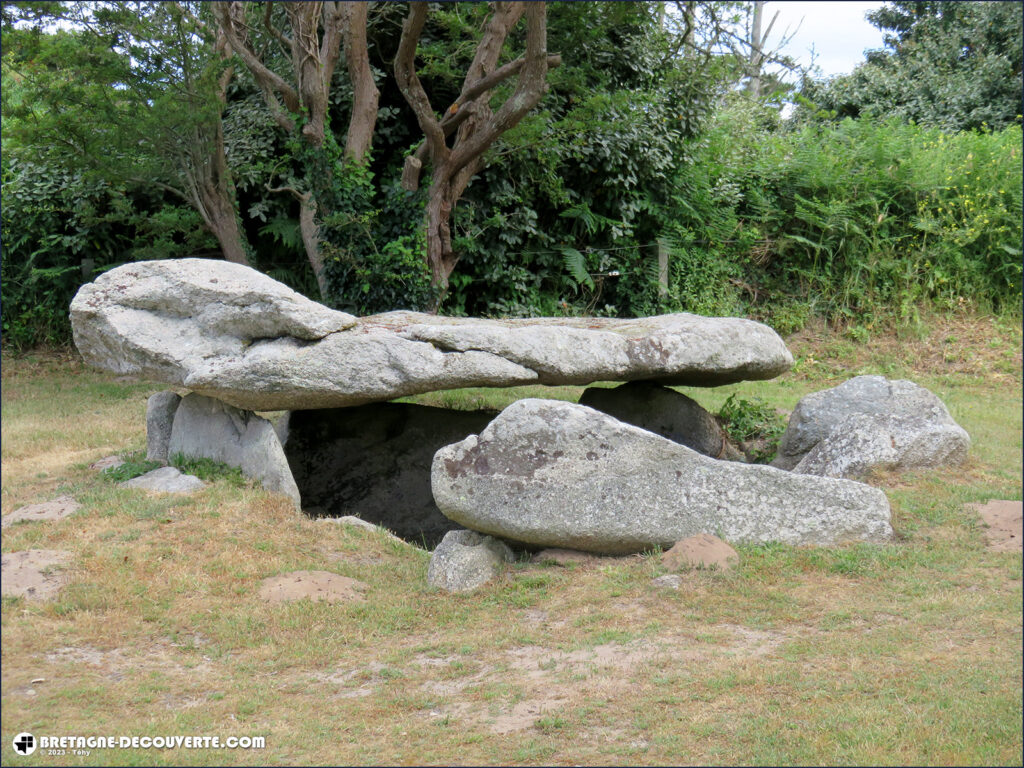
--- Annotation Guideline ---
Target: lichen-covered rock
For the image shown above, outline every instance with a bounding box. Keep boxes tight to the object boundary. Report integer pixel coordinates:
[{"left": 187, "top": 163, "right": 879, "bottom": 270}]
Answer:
[
  {"left": 792, "top": 412, "right": 969, "bottom": 478},
  {"left": 426, "top": 529, "right": 515, "bottom": 592},
  {"left": 773, "top": 376, "right": 970, "bottom": 476},
  {"left": 70, "top": 259, "right": 794, "bottom": 411},
  {"left": 432, "top": 399, "right": 892, "bottom": 554}
]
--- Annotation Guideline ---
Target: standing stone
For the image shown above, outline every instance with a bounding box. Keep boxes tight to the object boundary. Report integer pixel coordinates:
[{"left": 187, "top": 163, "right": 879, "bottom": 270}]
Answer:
[
  {"left": 146, "top": 391, "right": 182, "bottom": 463},
  {"left": 773, "top": 375, "right": 970, "bottom": 475},
  {"left": 432, "top": 399, "right": 893, "bottom": 554},
  {"left": 168, "top": 393, "right": 300, "bottom": 508},
  {"left": 427, "top": 529, "right": 515, "bottom": 592},
  {"left": 284, "top": 404, "right": 496, "bottom": 546},
  {"left": 579, "top": 381, "right": 744, "bottom": 460}
]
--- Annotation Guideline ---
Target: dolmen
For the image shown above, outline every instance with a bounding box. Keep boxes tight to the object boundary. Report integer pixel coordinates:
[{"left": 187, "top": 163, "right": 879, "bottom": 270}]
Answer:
[{"left": 68, "top": 258, "right": 972, "bottom": 568}]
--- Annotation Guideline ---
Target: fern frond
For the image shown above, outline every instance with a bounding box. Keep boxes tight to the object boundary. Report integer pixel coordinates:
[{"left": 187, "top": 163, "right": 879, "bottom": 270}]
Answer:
[{"left": 558, "top": 245, "right": 595, "bottom": 290}]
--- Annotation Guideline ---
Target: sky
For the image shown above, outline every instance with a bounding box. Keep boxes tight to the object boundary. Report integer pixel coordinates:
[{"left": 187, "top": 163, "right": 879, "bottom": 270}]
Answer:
[{"left": 762, "top": 1, "right": 888, "bottom": 78}]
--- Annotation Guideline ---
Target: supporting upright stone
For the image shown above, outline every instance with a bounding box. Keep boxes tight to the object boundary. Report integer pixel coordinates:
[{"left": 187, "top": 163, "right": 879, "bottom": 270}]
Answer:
[
  {"left": 427, "top": 530, "right": 515, "bottom": 592},
  {"left": 146, "top": 391, "right": 182, "bottom": 463},
  {"left": 579, "top": 381, "right": 743, "bottom": 461},
  {"left": 168, "top": 393, "right": 301, "bottom": 508}
]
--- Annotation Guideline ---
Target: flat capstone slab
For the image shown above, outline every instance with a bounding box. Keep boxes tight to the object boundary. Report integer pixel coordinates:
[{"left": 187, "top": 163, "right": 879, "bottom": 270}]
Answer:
[{"left": 70, "top": 259, "right": 794, "bottom": 412}]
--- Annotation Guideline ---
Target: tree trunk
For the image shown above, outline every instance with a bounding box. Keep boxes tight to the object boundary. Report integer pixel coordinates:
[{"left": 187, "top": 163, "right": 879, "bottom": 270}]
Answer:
[
  {"left": 750, "top": 1, "right": 764, "bottom": 98},
  {"left": 216, "top": 1, "right": 378, "bottom": 294},
  {"left": 297, "top": 193, "right": 328, "bottom": 299},
  {"left": 683, "top": 1, "right": 696, "bottom": 56},
  {"left": 340, "top": 2, "right": 379, "bottom": 161},
  {"left": 395, "top": 2, "right": 557, "bottom": 301},
  {"left": 206, "top": 205, "right": 251, "bottom": 266}
]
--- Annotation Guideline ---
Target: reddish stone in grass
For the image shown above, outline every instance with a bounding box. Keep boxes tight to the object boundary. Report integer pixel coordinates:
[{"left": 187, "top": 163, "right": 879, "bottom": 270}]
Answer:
[
  {"left": 964, "top": 500, "right": 1022, "bottom": 552},
  {"left": 661, "top": 533, "right": 739, "bottom": 572}
]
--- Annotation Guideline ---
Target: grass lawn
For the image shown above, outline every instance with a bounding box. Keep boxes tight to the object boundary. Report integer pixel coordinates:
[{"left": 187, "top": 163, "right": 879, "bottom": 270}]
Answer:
[{"left": 1, "top": 313, "right": 1021, "bottom": 766}]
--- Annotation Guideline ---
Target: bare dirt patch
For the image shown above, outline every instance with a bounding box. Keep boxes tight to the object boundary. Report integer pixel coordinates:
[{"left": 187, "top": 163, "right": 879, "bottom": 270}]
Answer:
[
  {"left": 1, "top": 549, "right": 73, "bottom": 600},
  {"left": 257, "top": 570, "right": 368, "bottom": 603},
  {"left": 41, "top": 642, "right": 217, "bottom": 685},
  {"left": 662, "top": 533, "right": 739, "bottom": 572},
  {"left": 410, "top": 625, "right": 798, "bottom": 734},
  {"left": 1, "top": 496, "right": 81, "bottom": 528},
  {"left": 965, "top": 500, "right": 1023, "bottom": 552}
]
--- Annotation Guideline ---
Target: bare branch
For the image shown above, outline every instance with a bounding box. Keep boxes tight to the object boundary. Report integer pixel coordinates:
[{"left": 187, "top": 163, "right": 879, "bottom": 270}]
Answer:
[
  {"left": 394, "top": 2, "right": 448, "bottom": 162},
  {"left": 262, "top": 1, "right": 293, "bottom": 55},
  {"left": 409, "top": 53, "right": 562, "bottom": 171},
  {"left": 213, "top": 2, "right": 300, "bottom": 119},
  {"left": 448, "top": 2, "right": 551, "bottom": 180},
  {"left": 130, "top": 177, "right": 189, "bottom": 202},
  {"left": 266, "top": 183, "right": 310, "bottom": 203}
]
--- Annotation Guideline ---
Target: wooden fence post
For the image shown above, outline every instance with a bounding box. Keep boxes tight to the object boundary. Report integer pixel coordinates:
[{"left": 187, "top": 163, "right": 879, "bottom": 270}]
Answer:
[{"left": 657, "top": 239, "right": 669, "bottom": 303}]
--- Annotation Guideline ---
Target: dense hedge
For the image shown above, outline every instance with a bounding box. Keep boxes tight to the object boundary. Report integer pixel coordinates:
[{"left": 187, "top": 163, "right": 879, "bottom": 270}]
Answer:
[{"left": 2, "top": 109, "right": 1020, "bottom": 350}]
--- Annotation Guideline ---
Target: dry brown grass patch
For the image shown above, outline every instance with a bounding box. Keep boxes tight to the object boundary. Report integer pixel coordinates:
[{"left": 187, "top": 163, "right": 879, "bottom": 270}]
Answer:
[{"left": 786, "top": 311, "right": 1022, "bottom": 385}]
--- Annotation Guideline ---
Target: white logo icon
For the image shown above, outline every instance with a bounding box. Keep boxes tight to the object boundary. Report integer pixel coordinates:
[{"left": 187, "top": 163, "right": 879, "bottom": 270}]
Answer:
[{"left": 13, "top": 733, "right": 37, "bottom": 755}]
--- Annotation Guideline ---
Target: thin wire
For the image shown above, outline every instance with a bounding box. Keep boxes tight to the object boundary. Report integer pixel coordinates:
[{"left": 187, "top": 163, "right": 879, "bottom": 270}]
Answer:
[{"left": 520, "top": 239, "right": 740, "bottom": 258}]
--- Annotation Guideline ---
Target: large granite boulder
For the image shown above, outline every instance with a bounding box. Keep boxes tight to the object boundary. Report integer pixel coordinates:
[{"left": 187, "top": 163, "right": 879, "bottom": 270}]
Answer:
[
  {"left": 579, "top": 381, "right": 744, "bottom": 461},
  {"left": 283, "top": 403, "right": 495, "bottom": 546},
  {"left": 772, "top": 376, "right": 970, "bottom": 476},
  {"left": 70, "top": 259, "right": 794, "bottom": 411},
  {"left": 431, "top": 399, "right": 892, "bottom": 554}
]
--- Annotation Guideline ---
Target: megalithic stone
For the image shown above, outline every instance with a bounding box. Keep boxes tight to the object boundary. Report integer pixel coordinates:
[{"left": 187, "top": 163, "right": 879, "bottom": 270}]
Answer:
[{"left": 70, "top": 259, "right": 795, "bottom": 411}]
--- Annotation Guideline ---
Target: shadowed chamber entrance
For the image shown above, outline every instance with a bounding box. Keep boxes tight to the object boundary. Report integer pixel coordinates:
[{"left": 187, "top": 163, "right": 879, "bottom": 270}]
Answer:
[{"left": 282, "top": 403, "right": 496, "bottom": 548}]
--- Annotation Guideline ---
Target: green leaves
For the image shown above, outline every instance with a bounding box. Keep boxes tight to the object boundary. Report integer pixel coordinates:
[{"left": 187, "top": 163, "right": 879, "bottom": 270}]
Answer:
[
  {"left": 800, "top": 1, "right": 1022, "bottom": 132},
  {"left": 558, "top": 246, "right": 594, "bottom": 291}
]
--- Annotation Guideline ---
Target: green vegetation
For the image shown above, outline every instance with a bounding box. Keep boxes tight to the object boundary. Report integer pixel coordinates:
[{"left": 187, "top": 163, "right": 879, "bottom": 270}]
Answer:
[
  {"left": 800, "top": 1, "right": 1023, "bottom": 132},
  {"left": 1, "top": 2, "right": 1020, "bottom": 351},
  {"left": 169, "top": 454, "right": 247, "bottom": 488},
  {"left": 100, "top": 453, "right": 160, "bottom": 483},
  {"left": 716, "top": 394, "right": 787, "bottom": 463}
]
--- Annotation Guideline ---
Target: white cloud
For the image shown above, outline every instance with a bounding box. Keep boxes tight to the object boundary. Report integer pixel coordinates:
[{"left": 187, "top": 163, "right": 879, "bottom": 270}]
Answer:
[{"left": 765, "top": 1, "right": 887, "bottom": 78}]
